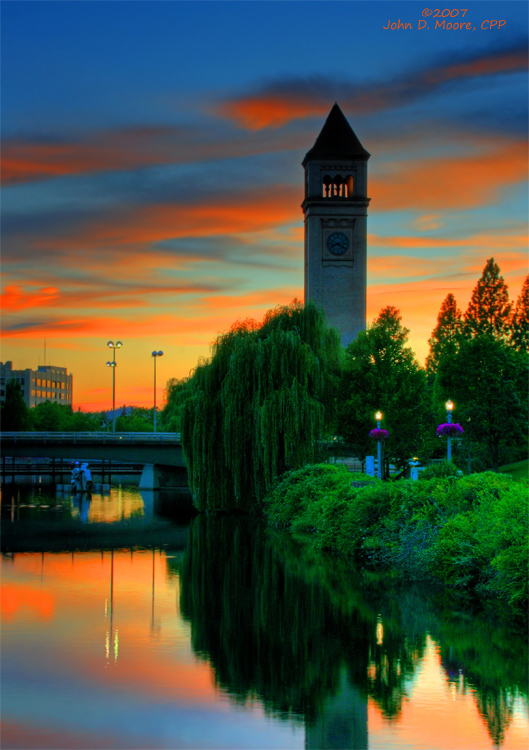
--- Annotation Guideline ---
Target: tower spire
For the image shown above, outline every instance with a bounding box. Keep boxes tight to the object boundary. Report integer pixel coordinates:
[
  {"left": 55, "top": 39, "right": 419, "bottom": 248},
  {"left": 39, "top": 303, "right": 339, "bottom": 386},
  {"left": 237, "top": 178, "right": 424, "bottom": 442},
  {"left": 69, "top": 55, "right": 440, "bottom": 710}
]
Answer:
[{"left": 303, "top": 103, "right": 370, "bottom": 165}]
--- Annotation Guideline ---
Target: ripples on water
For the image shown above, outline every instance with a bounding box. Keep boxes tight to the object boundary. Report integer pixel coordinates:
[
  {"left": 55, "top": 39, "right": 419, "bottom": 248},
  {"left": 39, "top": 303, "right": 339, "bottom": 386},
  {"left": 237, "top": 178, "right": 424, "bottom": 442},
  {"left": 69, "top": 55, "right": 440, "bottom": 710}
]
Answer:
[{"left": 1, "top": 484, "right": 528, "bottom": 750}]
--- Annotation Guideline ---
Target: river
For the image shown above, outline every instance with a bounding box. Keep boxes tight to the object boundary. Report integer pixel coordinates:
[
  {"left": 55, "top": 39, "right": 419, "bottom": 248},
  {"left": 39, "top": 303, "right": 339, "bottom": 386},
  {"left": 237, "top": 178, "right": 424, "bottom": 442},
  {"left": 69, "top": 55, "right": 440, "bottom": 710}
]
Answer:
[{"left": 1, "top": 483, "right": 528, "bottom": 750}]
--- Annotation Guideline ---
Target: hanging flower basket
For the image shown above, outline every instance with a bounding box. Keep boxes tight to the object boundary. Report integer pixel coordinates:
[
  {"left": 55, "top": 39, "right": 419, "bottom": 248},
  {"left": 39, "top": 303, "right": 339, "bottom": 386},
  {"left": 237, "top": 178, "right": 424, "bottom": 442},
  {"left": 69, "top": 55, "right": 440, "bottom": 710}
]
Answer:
[
  {"left": 369, "top": 428, "right": 389, "bottom": 441},
  {"left": 436, "top": 423, "right": 464, "bottom": 438}
]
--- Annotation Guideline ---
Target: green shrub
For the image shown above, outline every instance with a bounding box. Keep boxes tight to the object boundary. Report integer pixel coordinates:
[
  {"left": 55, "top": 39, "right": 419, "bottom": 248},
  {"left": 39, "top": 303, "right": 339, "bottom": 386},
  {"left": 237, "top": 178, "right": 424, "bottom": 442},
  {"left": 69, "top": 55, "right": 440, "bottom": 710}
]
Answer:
[
  {"left": 419, "top": 460, "right": 463, "bottom": 481},
  {"left": 263, "top": 464, "right": 528, "bottom": 611},
  {"left": 264, "top": 463, "right": 354, "bottom": 528}
]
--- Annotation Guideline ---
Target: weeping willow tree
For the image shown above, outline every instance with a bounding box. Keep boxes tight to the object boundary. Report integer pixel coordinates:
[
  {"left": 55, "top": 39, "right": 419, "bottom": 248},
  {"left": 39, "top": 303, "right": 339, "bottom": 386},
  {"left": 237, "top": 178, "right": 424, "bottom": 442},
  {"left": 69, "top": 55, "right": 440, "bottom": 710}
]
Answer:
[{"left": 181, "top": 300, "right": 342, "bottom": 512}]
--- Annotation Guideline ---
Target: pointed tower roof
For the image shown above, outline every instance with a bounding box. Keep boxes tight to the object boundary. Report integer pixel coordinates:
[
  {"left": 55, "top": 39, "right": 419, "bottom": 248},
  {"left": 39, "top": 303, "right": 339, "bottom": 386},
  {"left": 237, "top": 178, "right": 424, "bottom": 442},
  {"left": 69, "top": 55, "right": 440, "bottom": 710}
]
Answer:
[{"left": 303, "top": 103, "right": 370, "bottom": 165}]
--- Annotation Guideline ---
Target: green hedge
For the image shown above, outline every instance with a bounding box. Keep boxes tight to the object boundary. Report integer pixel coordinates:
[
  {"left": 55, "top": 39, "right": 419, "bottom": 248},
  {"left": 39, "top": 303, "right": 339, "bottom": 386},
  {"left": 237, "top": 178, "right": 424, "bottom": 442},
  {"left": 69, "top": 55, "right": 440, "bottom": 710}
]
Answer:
[{"left": 262, "top": 464, "right": 528, "bottom": 612}]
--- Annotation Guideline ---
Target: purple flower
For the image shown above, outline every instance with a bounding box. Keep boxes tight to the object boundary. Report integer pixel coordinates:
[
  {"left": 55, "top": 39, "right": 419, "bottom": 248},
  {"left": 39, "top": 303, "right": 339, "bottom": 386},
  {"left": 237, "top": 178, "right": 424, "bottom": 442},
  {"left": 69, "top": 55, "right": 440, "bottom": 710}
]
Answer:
[
  {"left": 436, "top": 423, "right": 464, "bottom": 437},
  {"left": 369, "top": 428, "right": 389, "bottom": 441}
]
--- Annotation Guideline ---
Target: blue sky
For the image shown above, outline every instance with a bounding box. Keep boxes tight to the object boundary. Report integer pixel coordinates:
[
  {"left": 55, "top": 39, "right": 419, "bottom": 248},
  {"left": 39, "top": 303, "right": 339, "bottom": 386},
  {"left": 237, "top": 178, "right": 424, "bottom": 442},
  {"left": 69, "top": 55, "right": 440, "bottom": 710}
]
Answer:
[{"left": 1, "top": 1, "right": 527, "bottom": 408}]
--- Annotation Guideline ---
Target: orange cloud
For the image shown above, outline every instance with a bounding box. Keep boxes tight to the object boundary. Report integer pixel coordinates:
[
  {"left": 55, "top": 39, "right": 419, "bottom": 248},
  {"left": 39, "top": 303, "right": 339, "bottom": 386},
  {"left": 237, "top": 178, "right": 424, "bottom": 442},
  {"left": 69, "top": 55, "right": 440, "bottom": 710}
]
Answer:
[
  {"left": 201, "top": 289, "right": 302, "bottom": 310},
  {"left": 1, "top": 285, "right": 60, "bottom": 311},
  {"left": 2, "top": 133, "right": 162, "bottom": 185},
  {"left": 369, "top": 230, "right": 529, "bottom": 251},
  {"left": 25, "top": 185, "right": 301, "bottom": 255},
  {"left": 1, "top": 309, "right": 253, "bottom": 340},
  {"left": 218, "top": 46, "right": 528, "bottom": 130},
  {"left": 434, "top": 50, "right": 528, "bottom": 83},
  {"left": 1, "top": 125, "right": 304, "bottom": 186},
  {"left": 371, "top": 141, "right": 527, "bottom": 211},
  {"left": 0, "top": 282, "right": 223, "bottom": 313},
  {"left": 218, "top": 97, "right": 328, "bottom": 131}
]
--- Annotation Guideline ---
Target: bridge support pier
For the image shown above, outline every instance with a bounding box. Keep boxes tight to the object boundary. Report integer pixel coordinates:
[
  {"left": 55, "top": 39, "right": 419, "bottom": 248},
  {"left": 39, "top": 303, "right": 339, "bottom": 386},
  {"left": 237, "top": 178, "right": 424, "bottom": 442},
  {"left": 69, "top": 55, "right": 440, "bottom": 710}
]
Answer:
[
  {"left": 139, "top": 464, "right": 160, "bottom": 490},
  {"left": 139, "top": 463, "right": 189, "bottom": 491}
]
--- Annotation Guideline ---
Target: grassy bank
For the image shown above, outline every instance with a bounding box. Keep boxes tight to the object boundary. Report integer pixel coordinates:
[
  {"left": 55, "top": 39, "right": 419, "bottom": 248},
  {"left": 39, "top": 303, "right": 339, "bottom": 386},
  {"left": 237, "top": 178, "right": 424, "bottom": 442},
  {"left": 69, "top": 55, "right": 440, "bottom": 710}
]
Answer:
[
  {"left": 262, "top": 463, "right": 528, "bottom": 613},
  {"left": 498, "top": 458, "right": 528, "bottom": 483}
]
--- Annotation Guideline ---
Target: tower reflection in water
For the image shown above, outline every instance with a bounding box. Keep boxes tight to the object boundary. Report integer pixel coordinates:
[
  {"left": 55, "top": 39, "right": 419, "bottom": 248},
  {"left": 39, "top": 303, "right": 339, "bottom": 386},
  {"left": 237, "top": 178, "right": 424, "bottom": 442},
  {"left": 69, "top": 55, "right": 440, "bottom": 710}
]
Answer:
[{"left": 177, "top": 514, "right": 526, "bottom": 750}]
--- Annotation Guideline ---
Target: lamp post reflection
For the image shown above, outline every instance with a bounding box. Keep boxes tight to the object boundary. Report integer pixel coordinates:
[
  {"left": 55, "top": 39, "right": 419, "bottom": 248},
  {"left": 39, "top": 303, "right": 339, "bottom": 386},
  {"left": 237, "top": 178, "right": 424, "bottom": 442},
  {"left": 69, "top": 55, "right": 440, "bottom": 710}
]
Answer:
[
  {"left": 151, "top": 548, "right": 161, "bottom": 636},
  {"left": 105, "top": 549, "right": 119, "bottom": 665}
]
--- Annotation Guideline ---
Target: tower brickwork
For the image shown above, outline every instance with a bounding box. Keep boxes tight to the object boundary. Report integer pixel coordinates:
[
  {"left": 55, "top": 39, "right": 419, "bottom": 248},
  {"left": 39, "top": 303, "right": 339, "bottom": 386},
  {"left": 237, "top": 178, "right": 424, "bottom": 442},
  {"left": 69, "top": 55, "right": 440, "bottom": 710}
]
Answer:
[{"left": 302, "top": 104, "right": 370, "bottom": 346}]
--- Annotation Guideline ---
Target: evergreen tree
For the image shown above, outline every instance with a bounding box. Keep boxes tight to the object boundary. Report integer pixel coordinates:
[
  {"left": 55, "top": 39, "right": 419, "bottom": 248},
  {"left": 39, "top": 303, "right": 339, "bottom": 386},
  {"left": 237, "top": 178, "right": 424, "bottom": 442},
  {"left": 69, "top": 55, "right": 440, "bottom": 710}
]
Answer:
[
  {"left": 1, "top": 380, "right": 30, "bottom": 430},
  {"left": 509, "top": 275, "right": 529, "bottom": 352},
  {"left": 436, "top": 335, "right": 528, "bottom": 471},
  {"left": 182, "top": 300, "right": 342, "bottom": 512},
  {"left": 337, "top": 307, "right": 431, "bottom": 472},
  {"left": 464, "top": 258, "right": 512, "bottom": 339},
  {"left": 426, "top": 293, "right": 464, "bottom": 377}
]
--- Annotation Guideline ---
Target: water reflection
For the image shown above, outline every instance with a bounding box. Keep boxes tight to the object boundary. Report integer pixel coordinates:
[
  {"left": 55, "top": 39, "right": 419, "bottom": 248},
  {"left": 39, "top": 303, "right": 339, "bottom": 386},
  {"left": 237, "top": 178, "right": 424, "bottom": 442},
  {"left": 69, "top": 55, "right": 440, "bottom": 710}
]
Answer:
[
  {"left": 1, "top": 483, "right": 164, "bottom": 524},
  {"left": 1, "top": 483, "right": 195, "bottom": 553},
  {"left": 179, "top": 515, "right": 528, "bottom": 750},
  {"left": 1, "top": 491, "right": 527, "bottom": 750}
]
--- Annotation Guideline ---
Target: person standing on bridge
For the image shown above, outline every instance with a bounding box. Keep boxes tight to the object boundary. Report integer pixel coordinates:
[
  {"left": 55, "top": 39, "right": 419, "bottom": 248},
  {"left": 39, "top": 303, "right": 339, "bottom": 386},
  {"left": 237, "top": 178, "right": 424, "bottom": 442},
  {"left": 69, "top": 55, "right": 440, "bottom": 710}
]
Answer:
[{"left": 81, "top": 463, "right": 93, "bottom": 493}]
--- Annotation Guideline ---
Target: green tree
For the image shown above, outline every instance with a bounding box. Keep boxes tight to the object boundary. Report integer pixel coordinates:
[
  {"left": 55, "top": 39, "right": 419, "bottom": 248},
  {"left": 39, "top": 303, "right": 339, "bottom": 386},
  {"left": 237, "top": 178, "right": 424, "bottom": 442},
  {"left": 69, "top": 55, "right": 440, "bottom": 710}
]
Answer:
[
  {"left": 115, "top": 406, "right": 154, "bottom": 432},
  {"left": 67, "top": 408, "right": 102, "bottom": 431},
  {"left": 509, "top": 274, "right": 529, "bottom": 353},
  {"left": 160, "top": 377, "right": 191, "bottom": 432},
  {"left": 1, "top": 380, "right": 31, "bottom": 430},
  {"left": 426, "top": 293, "right": 464, "bottom": 378},
  {"left": 436, "top": 335, "right": 528, "bottom": 470},
  {"left": 464, "top": 258, "right": 512, "bottom": 340},
  {"left": 31, "top": 401, "right": 71, "bottom": 431},
  {"left": 182, "top": 300, "right": 342, "bottom": 512},
  {"left": 29, "top": 403, "right": 102, "bottom": 431},
  {"left": 337, "top": 307, "right": 432, "bottom": 472}
]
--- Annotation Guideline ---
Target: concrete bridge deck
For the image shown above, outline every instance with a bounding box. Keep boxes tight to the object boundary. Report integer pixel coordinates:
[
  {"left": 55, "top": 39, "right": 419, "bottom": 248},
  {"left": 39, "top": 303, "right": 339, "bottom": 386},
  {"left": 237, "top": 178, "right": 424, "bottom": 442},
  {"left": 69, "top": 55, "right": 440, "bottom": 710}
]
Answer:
[{"left": 1, "top": 432, "right": 187, "bottom": 489}]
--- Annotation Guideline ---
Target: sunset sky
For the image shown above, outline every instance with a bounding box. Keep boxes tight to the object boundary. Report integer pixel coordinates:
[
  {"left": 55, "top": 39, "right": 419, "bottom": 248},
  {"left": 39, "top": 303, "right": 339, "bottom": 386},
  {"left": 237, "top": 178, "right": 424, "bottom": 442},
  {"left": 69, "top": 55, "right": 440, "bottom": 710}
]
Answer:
[{"left": 2, "top": 0, "right": 528, "bottom": 410}]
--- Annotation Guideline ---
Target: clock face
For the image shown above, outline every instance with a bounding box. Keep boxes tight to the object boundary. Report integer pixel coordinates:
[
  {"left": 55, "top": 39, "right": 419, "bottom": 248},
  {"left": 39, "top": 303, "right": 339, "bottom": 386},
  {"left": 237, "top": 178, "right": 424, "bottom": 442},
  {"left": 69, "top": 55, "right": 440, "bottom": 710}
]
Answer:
[{"left": 327, "top": 232, "right": 349, "bottom": 256}]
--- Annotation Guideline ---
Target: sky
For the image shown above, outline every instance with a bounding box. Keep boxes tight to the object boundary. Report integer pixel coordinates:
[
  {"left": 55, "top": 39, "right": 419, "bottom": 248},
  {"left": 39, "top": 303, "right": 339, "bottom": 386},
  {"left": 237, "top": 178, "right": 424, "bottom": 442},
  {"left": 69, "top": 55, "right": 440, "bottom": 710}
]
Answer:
[{"left": 1, "top": 0, "right": 528, "bottom": 411}]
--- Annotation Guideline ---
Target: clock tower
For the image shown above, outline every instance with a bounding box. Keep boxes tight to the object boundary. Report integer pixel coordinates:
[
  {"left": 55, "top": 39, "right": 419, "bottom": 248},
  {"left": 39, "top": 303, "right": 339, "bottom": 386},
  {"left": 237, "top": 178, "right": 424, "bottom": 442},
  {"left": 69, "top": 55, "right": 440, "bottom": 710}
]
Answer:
[{"left": 302, "top": 103, "right": 370, "bottom": 346}]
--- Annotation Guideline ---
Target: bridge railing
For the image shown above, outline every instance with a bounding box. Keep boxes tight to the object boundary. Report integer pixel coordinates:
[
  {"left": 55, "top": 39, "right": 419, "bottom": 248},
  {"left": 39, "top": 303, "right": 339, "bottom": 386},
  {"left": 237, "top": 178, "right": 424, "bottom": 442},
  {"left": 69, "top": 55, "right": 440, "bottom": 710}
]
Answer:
[{"left": 1, "top": 432, "right": 181, "bottom": 443}]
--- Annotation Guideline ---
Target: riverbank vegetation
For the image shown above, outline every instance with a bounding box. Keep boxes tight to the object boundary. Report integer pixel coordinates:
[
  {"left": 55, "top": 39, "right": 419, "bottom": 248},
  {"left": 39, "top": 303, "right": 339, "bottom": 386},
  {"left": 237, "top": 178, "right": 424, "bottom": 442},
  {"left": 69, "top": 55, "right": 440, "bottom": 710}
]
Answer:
[
  {"left": 181, "top": 300, "right": 342, "bottom": 512},
  {"left": 263, "top": 462, "right": 528, "bottom": 613},
  {"left": 175, "top": 258, "right": 527, "bottom": 608},
  {"left": 180, "top": 513, "right": 527, "bottom": 744}
]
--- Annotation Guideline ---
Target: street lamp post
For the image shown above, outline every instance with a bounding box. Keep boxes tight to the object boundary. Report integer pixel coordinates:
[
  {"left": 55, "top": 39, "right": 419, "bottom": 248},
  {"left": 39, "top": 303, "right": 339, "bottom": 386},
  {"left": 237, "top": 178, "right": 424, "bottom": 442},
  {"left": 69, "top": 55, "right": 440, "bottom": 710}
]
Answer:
[
  {"left": 106, "top": 341, "right": 123, "bottom": 433},
  {"left": 445, "top": 399, "right": 454, "bottom": 461},
  {"left": 375, "top": 411, "right": 383, "bottom": 479},
  {"left": 152, "top": 351, "right": 163, "bottom": 433}
]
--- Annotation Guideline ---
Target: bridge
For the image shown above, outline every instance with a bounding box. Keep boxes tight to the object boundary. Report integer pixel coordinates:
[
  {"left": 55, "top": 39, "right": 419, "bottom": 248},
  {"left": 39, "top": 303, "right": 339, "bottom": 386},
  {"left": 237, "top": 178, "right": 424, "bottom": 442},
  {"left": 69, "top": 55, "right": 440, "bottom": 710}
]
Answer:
[{"left": 0, "top": 432, "right": 188, "bottom": 490}]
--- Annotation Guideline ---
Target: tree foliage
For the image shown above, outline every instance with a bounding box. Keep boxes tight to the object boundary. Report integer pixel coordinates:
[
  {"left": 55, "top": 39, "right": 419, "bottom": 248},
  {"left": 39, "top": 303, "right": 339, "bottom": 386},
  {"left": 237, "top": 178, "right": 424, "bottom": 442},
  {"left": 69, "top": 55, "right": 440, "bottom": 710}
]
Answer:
[
  {"left": 426, "top": 293, "right": 463, "bottom": 377},
  {"left": 181, "top": 300, "right": 342, "bottom": 512},
  {"left": 510, "top": 274, "right": 529, "bottom": 353},
  {"left": 436, "top": 335, "right": 528, "bottom": 471},
  {"left": 464, "top": 258, "right": 512, "bottom": 340},
  {"left": 1, "top": 381, "right": 31, "bottom": 430},
  {"left": 160, "top": 377, "right": 191, "bottom": 432},
  {"left": 429, "top": 260, "right": 528, "bottom": 470},
  {"left": 30, "top": 402, "right": 102, "bottom": 431},
  {"left": 114, "top": 406, "right": 155, "bottom": 432},
  {"left": 337, "top": 307, "right": 432, "bottom": 471}
]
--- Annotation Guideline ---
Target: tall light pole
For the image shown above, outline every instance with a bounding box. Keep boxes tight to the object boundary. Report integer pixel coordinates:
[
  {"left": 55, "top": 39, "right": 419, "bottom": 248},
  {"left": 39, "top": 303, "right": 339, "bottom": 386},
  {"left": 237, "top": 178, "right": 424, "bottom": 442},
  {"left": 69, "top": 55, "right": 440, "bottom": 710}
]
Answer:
[
  {"left": 152, "top": 350, "right": 163, "bottom": 433},
  {"left": 445, "top": 399, "right": 454, "bottom": 461},
  {"left": 106, "top": 341, "right": 123, "bottom": 433},
  {"left": 375, "top": 410, "right": 383, "bottom": 479}
]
